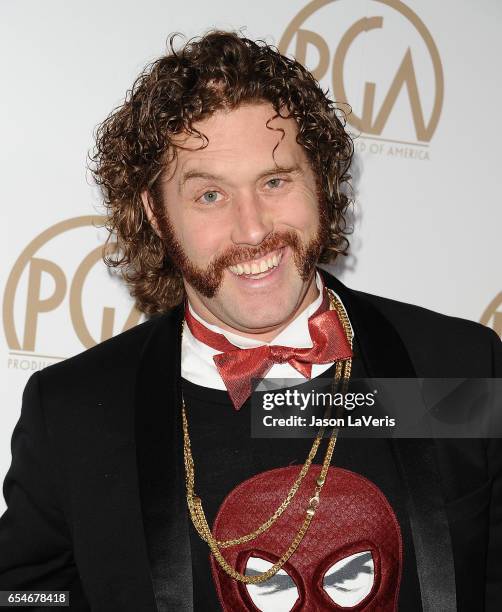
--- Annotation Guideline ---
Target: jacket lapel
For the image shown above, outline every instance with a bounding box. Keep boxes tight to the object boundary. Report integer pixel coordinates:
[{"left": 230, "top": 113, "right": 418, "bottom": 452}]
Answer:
[
  {"left": 322, "top": 270, "right": 457, "bottom": 612},
  {"left": 134, "top": 271, "right": 457, "bottom": 612},
  {"left": 135, "top": 305, "right": 194, "bottom": 612}
]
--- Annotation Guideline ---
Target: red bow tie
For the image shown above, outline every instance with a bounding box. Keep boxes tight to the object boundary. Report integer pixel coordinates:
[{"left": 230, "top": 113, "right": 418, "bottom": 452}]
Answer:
[{"left": 184, "top": 290, "right": 352, "bottom": 410}]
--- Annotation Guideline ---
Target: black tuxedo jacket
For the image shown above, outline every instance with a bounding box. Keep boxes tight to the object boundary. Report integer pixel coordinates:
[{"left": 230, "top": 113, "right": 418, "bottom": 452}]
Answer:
[{"left": 0, "top": 273, "right": 501, "bottom": 611}]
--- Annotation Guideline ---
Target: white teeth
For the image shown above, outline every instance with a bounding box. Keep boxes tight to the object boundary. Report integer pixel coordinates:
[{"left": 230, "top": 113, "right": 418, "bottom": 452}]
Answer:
[{"left": 228, "top": 250, "right": 283, "bottom": 276}]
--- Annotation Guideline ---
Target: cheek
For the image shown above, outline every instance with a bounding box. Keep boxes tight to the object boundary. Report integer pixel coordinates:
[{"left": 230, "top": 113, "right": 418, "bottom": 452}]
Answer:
[
  {"left": 278, "top": 192, "right": 320, "bottom": 231},
  {"left": 179, "top": 213, "right": 229, "bottom": 264}
]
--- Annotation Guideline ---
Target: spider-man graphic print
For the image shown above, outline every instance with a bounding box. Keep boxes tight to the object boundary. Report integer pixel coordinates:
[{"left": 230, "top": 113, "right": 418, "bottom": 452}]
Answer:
[{"left": 210, "top": 466, "right": 402, "bottom": 611}]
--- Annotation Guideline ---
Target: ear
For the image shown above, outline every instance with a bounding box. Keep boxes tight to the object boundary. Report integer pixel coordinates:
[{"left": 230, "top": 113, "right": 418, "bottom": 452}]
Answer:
[{"left": 141, "top": 189, "right": 161, "bottom": 236}]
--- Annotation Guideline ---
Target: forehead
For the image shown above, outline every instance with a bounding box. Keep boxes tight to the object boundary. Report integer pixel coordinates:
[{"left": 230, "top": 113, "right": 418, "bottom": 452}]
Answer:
[{"left": 170, "top": 103, "right": 307, "bottom": 175}]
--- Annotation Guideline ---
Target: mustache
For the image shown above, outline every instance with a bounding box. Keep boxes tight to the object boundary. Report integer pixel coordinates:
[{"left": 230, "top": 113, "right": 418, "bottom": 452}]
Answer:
[
  {"left": 209, "top": 231, "right": 300, "bottom": 274},
  {"left": 175, "top": 230, "right": 305, "bottom": 298},
  {"left": 160, "top": 217, "right": 326, "bottom": 299}
]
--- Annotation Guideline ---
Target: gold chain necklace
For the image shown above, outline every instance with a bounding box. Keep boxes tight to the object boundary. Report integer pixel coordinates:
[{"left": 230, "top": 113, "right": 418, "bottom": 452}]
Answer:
[{"left": 182, "top": 289, "right": 353, "bottom": 584}]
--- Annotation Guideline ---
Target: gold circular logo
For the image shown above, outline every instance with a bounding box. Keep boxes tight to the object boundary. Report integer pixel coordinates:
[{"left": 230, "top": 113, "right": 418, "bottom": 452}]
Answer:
[
  {"left": 480, "top": 293, "right": 502, "bottom": 337},
  {"left": 279, "top": 0, "right": 444, "bottom": 143},
  {"left": 2, "top": 216, "right": 142, "bottom": 356}
]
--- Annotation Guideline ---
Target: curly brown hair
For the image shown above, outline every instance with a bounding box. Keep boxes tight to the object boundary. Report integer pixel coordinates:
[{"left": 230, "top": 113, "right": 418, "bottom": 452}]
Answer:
[{"left": 91, "top": 30, "right": 353, "bottom": 315}]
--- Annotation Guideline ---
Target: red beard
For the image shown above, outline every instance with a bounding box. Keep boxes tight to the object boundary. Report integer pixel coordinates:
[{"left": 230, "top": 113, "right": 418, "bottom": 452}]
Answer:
[{"left": 158, "top": 211, "right": 330, "bottom": 299}]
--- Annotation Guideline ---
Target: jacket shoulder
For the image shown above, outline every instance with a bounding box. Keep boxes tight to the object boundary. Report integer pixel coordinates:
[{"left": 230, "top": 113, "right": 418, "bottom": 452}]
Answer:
[
  {"left": 38, "top": 312, "right": 170, "bottom": 396},
  {"left": 353, "top": 289, "right": 500, "bottom": 376},
  {"left": 356, "top": 288, "right": 490, "bottom": 336}
]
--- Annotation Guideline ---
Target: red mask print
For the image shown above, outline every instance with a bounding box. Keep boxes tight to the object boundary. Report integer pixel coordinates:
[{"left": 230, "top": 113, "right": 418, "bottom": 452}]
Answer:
[{"left": 210, "top": 466, "right": 402, "bottom": 611}]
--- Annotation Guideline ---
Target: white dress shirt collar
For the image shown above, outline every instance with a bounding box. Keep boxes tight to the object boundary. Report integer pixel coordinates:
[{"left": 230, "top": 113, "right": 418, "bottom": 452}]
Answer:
[{"left": 181, "top": 271, "right": 352, "bottom": 389}]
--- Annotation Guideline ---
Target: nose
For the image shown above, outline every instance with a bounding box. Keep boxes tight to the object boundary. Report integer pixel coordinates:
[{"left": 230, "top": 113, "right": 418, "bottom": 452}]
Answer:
[{"left": 230, "top": 191, "right": 273, "bottom": 246}]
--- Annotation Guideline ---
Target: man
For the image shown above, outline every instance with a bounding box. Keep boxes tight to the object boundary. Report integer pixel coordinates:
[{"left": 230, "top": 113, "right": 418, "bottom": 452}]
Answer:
[{"left": 0, "top": 31, "right": 500, "bottom": 611}]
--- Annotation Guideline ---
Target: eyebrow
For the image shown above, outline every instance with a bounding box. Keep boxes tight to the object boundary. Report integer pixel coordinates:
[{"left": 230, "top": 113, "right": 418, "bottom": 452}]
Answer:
[{"left": 178, "top": 164, "right": 303, "bottom": 192}]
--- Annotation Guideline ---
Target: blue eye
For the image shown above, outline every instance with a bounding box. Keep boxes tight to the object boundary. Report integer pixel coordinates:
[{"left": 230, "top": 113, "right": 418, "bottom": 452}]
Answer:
[
  {"left": 200, "top": 191, "right": 221, "bottom": 203},
  {"left": 267, "top": 178, "right": 283, "bottom": 188}
]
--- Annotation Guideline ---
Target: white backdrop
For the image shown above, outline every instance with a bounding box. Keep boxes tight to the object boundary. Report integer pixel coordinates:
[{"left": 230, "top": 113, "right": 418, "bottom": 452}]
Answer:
[{"left": 1, "top": 0, "right": 501, "bottom": 514}]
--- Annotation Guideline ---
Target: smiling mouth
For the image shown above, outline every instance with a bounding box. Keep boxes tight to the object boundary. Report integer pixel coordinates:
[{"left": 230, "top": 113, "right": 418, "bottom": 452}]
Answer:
[{"left": 228, "top": 248, "right": 284, "bottom": 277}]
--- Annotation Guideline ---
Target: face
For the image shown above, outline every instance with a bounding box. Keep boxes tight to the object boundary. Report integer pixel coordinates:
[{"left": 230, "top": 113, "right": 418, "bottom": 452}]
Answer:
[{"left": 143, "top": 102, "right": 328, "bottom": 339}]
